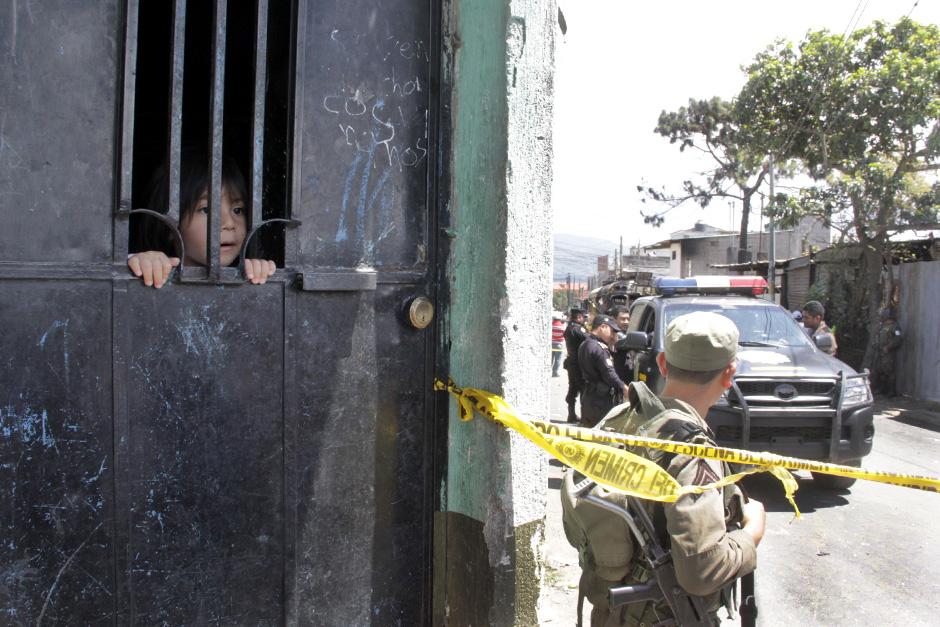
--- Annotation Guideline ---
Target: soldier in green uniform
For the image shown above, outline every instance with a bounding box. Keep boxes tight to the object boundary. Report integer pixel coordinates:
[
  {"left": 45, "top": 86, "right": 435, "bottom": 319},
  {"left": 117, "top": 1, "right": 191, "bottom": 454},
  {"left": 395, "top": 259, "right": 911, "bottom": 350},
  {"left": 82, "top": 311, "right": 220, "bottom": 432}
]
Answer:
[
  {"left": 874, "top": 307, "right": 903, "bottom": 397},
  {"left": 801, "top": 300, "right": 838, "bottom": 356},
  {"left": 562, "top": 312, "right": 766, "bottom": 626}
]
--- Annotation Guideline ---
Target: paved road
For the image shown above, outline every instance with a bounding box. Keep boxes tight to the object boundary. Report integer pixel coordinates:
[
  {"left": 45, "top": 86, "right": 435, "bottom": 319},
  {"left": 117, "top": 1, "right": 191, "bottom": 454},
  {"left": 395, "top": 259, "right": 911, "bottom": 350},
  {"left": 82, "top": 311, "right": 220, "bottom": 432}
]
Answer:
[{"left": 540, "top": 375, "right": 940, "bottom": 626}]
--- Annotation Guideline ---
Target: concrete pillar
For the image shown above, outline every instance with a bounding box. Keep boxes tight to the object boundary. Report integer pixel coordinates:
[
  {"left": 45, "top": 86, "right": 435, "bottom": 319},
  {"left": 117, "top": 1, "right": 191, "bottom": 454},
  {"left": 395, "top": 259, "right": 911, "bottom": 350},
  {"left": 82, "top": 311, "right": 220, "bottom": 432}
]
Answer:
[{"left": 435, "top": 0, "right": 556, "bottom": 624}]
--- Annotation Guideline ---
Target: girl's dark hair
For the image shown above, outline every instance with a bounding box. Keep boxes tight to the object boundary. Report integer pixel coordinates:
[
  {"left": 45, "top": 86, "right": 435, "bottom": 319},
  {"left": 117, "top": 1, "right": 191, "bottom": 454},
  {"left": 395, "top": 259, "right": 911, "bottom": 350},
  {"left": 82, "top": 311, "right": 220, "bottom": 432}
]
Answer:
[{"left": 129, "top": 149, "right": 248, "bottom": 256}]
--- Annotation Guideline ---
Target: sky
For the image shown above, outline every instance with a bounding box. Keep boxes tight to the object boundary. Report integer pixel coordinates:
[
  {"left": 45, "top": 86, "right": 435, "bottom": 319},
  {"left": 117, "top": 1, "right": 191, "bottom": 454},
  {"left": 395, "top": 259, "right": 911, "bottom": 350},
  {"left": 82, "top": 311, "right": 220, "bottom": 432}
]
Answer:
[{"left": 551, "top": 0, "right": 940, "bottom": 248}]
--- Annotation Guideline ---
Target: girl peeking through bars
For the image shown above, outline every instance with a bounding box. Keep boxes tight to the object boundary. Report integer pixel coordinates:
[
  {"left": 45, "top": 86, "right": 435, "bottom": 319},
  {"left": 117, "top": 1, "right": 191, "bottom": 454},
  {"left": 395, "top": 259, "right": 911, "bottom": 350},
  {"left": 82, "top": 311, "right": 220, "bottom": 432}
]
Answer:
[{"left": 128, "top": 150, "right": 276, "bottom": 288}]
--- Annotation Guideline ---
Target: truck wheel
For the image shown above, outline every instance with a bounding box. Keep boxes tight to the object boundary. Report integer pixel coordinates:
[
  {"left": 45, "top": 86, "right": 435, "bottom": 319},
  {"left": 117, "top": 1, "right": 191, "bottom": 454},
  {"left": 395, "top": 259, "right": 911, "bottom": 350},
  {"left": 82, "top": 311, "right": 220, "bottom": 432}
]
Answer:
[{"left": 811, "top": 460, "right": 859, "bottom": 490}]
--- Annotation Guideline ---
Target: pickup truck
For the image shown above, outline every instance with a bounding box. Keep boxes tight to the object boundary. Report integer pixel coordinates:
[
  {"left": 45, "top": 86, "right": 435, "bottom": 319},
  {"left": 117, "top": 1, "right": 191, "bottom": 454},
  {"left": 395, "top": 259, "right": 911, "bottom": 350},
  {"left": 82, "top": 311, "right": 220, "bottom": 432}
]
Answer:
[{"left": 620, "top": 276, "right": 874, "bottom": 489}]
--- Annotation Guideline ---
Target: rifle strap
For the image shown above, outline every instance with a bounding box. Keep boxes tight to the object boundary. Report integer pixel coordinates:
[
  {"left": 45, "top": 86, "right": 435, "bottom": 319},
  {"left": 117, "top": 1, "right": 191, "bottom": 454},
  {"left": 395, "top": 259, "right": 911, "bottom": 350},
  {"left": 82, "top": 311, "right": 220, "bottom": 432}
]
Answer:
[{"left": 576, "top": 574, "right": 585, "bottom": 627}]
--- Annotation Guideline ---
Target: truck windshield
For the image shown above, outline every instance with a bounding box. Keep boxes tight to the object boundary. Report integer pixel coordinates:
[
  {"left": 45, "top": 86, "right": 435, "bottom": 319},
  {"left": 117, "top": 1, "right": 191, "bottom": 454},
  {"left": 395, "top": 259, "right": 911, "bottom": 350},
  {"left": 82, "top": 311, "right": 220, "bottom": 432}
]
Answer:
[{"left": 663, "top": 302, "right": 814, "bottom": 348}]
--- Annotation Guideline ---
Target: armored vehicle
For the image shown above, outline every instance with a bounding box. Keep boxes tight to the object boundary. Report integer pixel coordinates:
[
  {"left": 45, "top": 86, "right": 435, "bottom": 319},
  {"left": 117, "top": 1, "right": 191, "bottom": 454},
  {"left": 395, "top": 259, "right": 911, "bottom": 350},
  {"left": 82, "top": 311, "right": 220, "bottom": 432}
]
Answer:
[
  {"left": 585, "top": 271, "right": 657, "bottom": 317},
  {"left": 621, "top": 276, "right": 874, "bottom": 489}
]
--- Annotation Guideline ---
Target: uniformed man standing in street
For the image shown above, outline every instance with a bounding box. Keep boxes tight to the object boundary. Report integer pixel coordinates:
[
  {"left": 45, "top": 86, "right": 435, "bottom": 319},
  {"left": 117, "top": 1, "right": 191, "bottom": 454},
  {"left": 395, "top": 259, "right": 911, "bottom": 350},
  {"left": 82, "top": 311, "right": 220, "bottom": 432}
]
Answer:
[
  {"left": 801, "top": 300, "right": 838, "bottom": 356},
  {"left": 562, "top": 312, "right": 766, "bottom": 626},
  {"left": 607, "top": 305, "right": 633, "bottom": 384},
  {"left": 564, "top": 308, "right": 590, "bottom": 423},
  {"left": 874, "top": 306, "right": 903, "bottom": 397},
  {"left": 578, "top": 314, "right": 629, "bottom": 428}
]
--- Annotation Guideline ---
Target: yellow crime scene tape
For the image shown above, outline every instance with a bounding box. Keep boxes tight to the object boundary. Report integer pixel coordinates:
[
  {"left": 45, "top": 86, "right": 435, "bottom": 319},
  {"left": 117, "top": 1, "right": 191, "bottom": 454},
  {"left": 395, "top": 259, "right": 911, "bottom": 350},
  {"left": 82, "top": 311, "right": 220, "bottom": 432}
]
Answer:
[{"left": 434, "top": 378, "right": 940, "bottom": 517}]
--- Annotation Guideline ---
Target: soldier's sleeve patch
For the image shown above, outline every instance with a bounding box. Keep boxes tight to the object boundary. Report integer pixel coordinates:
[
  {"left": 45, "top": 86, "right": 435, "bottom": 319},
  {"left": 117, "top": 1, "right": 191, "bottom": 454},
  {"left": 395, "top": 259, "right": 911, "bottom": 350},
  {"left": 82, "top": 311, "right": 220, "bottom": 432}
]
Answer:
[
  {"left": 606, "top": 358, "right": 614, "bottom": 367},
  {"left": 691, "top": 459, "right": 720, "bottom": 486}
]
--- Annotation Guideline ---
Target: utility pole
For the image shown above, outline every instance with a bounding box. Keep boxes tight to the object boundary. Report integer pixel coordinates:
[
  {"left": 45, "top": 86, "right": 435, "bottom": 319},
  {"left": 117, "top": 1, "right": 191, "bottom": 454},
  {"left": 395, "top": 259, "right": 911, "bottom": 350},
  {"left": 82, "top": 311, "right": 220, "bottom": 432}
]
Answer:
[
  {"left": 566, "top": 273, "right": 572, "bottom": 308},
  {"left": 767, "top": 156, "right": 776, "bottom": 301},
  {"left": 619, "top": 236, "right": 624, "bottom": 279}
]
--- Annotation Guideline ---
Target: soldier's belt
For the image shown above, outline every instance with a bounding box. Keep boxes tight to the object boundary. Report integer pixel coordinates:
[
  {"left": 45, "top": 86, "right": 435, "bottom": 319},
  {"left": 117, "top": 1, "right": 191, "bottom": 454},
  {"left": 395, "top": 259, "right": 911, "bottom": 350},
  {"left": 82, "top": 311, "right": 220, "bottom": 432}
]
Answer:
[{"left": 434, "top": 378, "right": 940, "bottom": 518}]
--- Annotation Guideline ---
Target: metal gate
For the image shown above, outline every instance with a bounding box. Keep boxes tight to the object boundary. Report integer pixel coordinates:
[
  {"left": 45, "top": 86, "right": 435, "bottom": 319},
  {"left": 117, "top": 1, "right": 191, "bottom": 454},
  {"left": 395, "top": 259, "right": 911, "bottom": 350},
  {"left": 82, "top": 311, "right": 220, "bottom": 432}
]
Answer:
[{"left": 0, "top": 0, "right": 442, "bottom": 623}]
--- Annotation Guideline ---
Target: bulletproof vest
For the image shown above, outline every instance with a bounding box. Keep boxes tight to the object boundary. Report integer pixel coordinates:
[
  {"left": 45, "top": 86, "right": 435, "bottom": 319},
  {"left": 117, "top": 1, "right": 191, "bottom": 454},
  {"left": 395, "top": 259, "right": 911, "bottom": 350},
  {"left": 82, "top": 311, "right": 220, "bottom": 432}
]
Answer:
[
  {"left": 560, "top": 382, "right": 744, "bottom": 620},
  {"left": 564, "top": 323, "right": 587, "bottom": 358}
]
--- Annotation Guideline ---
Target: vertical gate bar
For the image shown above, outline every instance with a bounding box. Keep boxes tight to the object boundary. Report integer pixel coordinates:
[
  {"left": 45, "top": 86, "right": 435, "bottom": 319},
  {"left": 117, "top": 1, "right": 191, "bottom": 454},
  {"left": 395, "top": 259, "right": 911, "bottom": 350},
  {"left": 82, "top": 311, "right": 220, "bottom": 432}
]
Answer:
[
  {"left": 111, "top": 282, "right": 132, "bottom": 622},
  {"left": 283, "top": 3, "right": 305, "bottom": 620},
  {"left": 166, "top": 0, "right": 187, "bottom": 224},
  {"left": 250, "top": 0, "right": 269, "bottom": 233},
  {"left": 208, "top": 0, "right": 227, "bottom": 279},
  {"left": 115, "top": 0, "right": 140, "bottom": 261},
  {"left": 423, "top": 0, "right": 444, "bottom": 620},
  {"left": 282, "top": 284, "right": 298, "bottom": 623},
  {"left": 286, "top": 0, "right": 308, "bottom": 268}
]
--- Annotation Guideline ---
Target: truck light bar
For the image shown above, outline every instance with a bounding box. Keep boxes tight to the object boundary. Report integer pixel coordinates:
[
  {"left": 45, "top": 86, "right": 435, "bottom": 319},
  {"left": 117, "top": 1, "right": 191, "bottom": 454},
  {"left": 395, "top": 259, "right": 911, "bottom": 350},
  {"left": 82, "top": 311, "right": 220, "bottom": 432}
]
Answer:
[{"left": 654, "top": 276, "right": 769, "bottom": 297}]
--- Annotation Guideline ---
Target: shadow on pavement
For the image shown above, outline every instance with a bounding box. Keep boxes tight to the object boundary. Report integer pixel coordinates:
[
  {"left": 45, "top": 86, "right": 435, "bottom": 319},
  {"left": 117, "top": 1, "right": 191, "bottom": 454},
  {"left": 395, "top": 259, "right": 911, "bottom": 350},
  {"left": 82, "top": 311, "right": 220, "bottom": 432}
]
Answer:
[
  {"left": 874, "top": 396, "right": 940, "bottom": 433},
  {"left": 881, "top": 407, "right": 940, "bottom": 433},
  {"left": 742, "top": 472, "right": 850, "bottom": 514}
]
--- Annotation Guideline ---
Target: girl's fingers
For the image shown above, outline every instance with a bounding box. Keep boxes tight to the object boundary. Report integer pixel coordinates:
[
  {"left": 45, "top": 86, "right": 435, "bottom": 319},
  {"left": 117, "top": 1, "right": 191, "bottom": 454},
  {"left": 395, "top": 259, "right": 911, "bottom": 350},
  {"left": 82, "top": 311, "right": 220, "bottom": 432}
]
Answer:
[
  {"left": 158, "top": 261, "right": 174, "bottom": 288},
  {"left": 243, "top": 259, "right": 273, "bottom": 284},
  {"left": 141, "top": 259, "right": 154, "bottom": 287},
  {"left": 129, "top": 252, "right": 174, "bottom": 288},
  {"left": 152, "top": 263, "right": 165, "bottom": 289}
]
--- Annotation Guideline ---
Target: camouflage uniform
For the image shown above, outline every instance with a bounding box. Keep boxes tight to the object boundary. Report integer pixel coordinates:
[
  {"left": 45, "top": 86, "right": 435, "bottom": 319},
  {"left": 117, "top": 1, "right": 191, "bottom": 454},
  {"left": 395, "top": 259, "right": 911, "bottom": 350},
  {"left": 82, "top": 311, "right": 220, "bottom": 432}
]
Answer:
[
  {"left": 562, "top": 312, "right": 758, "bottom": 626},
  {"left": 562, "top": 384, "right": 755, "bottom": 626},
  {"left": 874, "top": 318, "right": 902, "bottom": 396},
  {"left": 810, "top": 320, "right": 838, "bottom": 356}
]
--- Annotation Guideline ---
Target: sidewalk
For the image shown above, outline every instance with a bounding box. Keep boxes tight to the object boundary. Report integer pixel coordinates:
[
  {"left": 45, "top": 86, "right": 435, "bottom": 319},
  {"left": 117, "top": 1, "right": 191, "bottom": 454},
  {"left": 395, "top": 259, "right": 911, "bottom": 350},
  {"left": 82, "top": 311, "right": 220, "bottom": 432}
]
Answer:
[{"left": 538, "top": 375, "right": 584, "bottom": 625}]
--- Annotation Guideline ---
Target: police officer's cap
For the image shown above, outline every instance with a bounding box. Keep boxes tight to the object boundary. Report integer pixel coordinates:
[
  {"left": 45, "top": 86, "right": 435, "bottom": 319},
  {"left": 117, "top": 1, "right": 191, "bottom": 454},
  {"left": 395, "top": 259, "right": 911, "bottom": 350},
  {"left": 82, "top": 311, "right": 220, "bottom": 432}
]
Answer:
[
  {"left": 664, "top": 312, "right": 738, "bottom": 372},
  {"left": 591, "top": 314, "right": 623, "bottom": 333},
  {"left": 569, "top": 307, "right": 586, "bottom": 317}
]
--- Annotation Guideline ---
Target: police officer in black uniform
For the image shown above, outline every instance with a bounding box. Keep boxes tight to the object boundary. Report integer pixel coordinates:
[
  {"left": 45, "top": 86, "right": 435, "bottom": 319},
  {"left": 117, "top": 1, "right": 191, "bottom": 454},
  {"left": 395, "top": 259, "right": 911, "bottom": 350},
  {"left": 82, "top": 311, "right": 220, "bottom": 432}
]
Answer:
[
  {"left": 607, "top": 305, "right": 633, "bottom": 384},
  {"left": 578, "top": 314, "right": 629, "bottom": 428},
  {"left": 563, "top": 307, "right": 589, "bottom": 423}
]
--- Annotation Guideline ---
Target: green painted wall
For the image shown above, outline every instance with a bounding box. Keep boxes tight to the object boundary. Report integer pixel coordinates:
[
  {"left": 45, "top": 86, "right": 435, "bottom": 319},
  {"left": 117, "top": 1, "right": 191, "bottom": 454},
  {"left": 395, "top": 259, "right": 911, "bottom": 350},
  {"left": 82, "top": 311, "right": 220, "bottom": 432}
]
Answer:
[
  {"left": 446, "top": 0, "right": 512, "bottom": 524},
  {"left": 436, "top": 0, "right": 557, "bottom": 624}
]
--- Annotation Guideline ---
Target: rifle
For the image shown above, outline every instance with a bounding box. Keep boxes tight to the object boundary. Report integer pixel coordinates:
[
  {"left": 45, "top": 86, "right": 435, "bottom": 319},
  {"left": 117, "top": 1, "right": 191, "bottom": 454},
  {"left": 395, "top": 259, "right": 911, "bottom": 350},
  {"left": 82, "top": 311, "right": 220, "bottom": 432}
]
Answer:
[
  {"left": 573, "top": 480, "right": 713, "bottom": 627},
  {"left": 740, "top": 572, "right": 757, "bottom": 627}
]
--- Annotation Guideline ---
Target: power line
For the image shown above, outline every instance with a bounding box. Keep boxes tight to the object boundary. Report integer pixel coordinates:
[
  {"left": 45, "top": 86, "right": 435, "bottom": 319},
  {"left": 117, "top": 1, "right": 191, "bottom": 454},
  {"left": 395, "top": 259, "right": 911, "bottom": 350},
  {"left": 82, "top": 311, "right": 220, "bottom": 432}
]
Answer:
[
  {"left": 842, "top": 0, "right": 866, "bottom": 38},
  {"left": 842, "top": 0, "right": 871, "bottom": 39},
  {"left": 766, "top": 0, "right": 873, "bottom": 177}
]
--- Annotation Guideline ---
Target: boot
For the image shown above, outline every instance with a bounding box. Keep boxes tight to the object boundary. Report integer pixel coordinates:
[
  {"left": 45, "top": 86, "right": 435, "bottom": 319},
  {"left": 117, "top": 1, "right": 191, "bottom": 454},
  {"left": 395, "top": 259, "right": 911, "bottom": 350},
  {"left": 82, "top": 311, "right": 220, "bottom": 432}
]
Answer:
[{"left": 567, "top": 403, "right": 579, "bottom": 423}]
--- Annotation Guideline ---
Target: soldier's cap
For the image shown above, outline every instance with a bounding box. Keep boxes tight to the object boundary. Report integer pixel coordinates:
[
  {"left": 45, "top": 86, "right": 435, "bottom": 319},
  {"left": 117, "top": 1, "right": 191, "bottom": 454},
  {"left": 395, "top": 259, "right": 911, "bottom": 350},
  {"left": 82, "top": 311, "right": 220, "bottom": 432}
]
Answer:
[
  {"left": 664, "top": 312, "right": 738, "bottom": 372},
  {"left": 591, "top": 314, "right": 622, "bottom": 333}
]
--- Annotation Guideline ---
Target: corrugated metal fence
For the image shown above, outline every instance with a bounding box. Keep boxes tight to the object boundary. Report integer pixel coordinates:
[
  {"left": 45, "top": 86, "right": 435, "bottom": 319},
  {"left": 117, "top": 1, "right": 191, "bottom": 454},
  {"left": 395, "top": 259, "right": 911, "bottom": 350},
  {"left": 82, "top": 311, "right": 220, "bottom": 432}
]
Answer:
[{"left": 896, "top": 260, "right": 940, "bottom": 402}]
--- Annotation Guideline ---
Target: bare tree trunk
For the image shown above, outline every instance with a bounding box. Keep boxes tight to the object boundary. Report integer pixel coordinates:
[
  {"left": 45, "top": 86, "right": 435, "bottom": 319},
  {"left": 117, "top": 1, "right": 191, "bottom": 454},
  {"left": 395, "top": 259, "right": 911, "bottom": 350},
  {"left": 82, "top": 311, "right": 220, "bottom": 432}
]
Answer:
[
  {"left": 861, "top": 244, "right": 885, "bottom": 372},
  {"left": 738, "top": 194, "right": 752, "bottom": 261}
]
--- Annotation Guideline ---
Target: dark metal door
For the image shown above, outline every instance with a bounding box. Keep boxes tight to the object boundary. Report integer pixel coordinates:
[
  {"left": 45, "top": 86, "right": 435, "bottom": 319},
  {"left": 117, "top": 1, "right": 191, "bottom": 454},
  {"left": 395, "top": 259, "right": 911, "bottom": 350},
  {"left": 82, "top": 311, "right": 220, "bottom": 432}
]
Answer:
[{"left": 0, "top": 1, "right": 441, "bottom": 624}]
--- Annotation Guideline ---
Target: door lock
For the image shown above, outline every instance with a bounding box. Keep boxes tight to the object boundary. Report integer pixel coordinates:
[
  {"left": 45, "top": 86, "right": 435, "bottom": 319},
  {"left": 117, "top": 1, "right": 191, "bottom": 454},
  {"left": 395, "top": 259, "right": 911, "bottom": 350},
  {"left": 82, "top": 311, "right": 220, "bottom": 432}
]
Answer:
[{"left": 406, "top": 296, "right": 434, "bottom": 329}]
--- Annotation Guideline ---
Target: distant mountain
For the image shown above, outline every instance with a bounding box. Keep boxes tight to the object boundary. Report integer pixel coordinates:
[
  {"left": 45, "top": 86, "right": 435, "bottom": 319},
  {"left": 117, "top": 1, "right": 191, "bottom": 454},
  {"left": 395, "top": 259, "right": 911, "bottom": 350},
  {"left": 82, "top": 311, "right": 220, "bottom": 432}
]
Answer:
[{"left": 553, "top": 233, "right": 618, "bottom": 283}]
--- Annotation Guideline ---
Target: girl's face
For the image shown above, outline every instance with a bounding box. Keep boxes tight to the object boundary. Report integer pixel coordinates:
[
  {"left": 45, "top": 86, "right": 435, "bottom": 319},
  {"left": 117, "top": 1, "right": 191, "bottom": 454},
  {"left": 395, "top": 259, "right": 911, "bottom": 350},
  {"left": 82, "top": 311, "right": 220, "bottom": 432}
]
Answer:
[{"left": 180, "top": 187, "right": 247, "bottom": 267}]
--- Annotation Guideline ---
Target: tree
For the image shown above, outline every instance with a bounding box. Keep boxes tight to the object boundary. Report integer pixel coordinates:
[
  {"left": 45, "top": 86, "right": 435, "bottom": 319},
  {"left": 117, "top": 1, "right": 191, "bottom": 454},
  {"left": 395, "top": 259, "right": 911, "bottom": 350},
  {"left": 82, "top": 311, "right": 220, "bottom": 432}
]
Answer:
[
  {"left": 736, "top": 18, "right": 940, "bottom": 369},
  {"left": 638, "top": 97, "right": 775, "bottom": 259}
]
